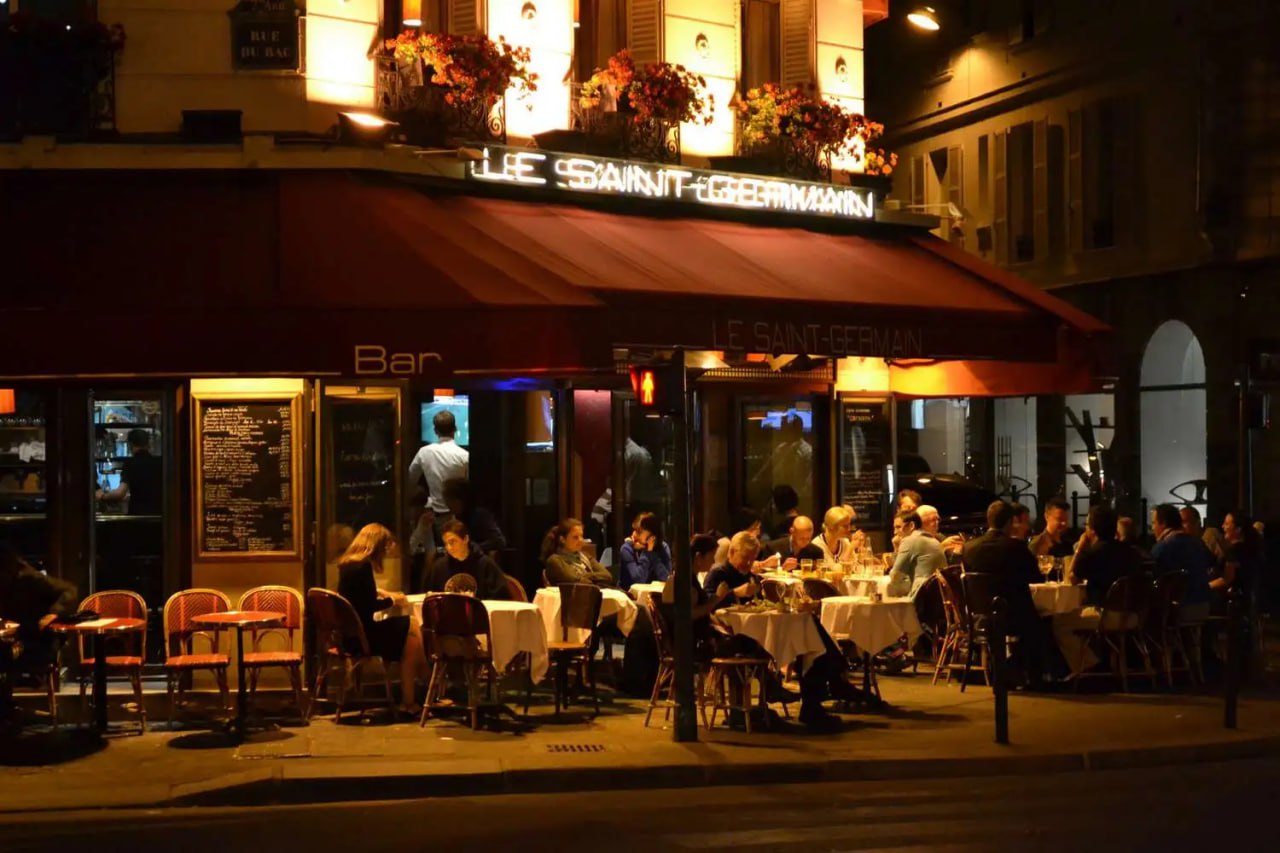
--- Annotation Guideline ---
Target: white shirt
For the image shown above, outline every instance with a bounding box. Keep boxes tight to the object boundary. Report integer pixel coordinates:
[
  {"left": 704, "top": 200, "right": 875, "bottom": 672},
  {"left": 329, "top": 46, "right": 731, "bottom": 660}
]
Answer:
[{"left": 408, "top": 438, "right": 469, "bottom": 513}]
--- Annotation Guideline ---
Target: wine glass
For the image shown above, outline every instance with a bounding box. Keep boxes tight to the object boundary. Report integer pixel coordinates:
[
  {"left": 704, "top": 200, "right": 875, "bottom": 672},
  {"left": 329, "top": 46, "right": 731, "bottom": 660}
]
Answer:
[{"left": 1036, "top": 555, "right": 1054, "bottom": 579}]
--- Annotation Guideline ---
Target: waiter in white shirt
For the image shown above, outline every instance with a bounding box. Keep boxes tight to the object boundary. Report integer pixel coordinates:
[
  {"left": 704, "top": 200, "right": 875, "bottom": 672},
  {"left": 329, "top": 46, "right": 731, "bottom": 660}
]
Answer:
[{"left": 408, "top": 411, "right": 469, "bottom": 558}]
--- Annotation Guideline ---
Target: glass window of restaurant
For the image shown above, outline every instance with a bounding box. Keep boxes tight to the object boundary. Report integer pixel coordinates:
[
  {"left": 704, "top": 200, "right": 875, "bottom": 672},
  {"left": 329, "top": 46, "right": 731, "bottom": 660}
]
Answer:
[
  {"left": 1064, "top": 392, "right": 1115, "bottom": 525},
  {"left": 899, "top": 398, "right": 972, "bottom": 477},
  {"left": 740, "top": 398, "right": 818, "bottom": 534},
  {"left": 994, "top": 396, "right": 1038, "bottom": 514},
  {"left": 0, "top": 387, "right": 48, "bottom": 570}
]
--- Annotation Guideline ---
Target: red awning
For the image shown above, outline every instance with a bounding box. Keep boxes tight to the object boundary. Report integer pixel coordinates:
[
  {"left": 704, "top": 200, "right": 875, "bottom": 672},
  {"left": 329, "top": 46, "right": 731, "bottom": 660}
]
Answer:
[{"left": 0, "top": 170, "right": 1109, "bottom": 390}]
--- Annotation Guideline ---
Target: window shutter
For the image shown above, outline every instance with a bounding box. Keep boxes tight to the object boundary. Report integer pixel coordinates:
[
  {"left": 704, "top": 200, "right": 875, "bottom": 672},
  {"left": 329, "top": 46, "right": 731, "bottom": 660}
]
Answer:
[
  {"left": 1115, "top": 95, "right": 1142, "bottom": 247},
  {"left": 627, "top": 0, "right": 662, "bottom": 66},
  {"left": 779, "top": 0, "right": 813, "bottom": 89},
  {"left": 1033, "top": 118, "right": 1048, "bottom": 260},
  {"left": 1067, "top": 108, "right": 1083, "bottom": 253},
  {"left": 993, "top": 130, "right": 1008, "bottom": 265},
  {"left": 448, "top": 0, "right": 481, "bottom": 35}
]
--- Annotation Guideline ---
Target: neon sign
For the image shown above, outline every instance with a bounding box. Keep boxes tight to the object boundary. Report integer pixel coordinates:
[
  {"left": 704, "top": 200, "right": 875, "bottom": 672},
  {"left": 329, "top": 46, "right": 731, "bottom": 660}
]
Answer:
[{"left": 467, "top": 146, "right": 877, "bottom": 220}]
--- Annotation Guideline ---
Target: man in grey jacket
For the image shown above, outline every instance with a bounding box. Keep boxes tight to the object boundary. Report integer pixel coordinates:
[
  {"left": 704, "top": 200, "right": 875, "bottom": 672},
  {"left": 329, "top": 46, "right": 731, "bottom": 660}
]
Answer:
[{"left": 889, "top": 510, "right": 946, "bottom": 597}]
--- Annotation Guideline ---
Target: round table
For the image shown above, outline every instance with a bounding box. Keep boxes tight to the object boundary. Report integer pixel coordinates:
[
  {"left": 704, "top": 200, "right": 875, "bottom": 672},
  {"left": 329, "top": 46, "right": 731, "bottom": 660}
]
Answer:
[
  {"left": 409, "top": 595, "right": 550, "bottom": 683},
  {"left": 49, "top": 617, "right": 147, "bottom": 734},
  {"left": 628, "top": 582, "right": 667, "bottom": 606},
  {"left": 819, "top": 596, "right": 923, "bottom": 654},
  {"left": 1030, "top": 582, "right": 1087, "bottom": 616},
  {"left": 191, "top": 610, "right": 284, "bottom": 738},
  {"left": 712, "top": 608, "right": 827, "bottom": 667},
  {"left": 533, "top": 587, "right": 638, "bottom": 644},
  {"left": 763, "top": 573, "right": 891, "bottom": 599}
]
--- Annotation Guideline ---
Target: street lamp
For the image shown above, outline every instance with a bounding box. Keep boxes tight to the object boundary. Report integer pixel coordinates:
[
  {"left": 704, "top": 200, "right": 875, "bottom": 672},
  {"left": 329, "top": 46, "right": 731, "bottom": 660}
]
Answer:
[{"left": 907, "top": 5, "right": 941, "bottom": 31}]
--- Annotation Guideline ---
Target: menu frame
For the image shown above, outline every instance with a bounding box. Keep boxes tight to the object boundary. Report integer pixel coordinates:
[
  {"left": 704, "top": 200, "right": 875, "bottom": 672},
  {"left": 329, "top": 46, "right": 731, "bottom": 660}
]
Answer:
[
  {"left": 837, "top": 394, "right": 894, "bottom": 533},
  {"left": 193, "top": 390, "right": 304, "bottom": 560}
]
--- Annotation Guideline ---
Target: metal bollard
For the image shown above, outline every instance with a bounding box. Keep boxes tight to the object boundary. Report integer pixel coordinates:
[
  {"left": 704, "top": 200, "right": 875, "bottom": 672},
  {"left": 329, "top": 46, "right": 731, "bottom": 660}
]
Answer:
[
  {"left": 1225, "top": 590, "right": 1241, "bottom": 730},
  {"left": 990, "top": 596, "right": 1009, "bottom": 745}
]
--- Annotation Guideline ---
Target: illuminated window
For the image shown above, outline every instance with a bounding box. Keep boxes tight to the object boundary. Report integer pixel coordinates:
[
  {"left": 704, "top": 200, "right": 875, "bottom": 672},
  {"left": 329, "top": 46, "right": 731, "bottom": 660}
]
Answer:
[{"left": 1140, "top": 321, "right": 1207, "bottom": 519}]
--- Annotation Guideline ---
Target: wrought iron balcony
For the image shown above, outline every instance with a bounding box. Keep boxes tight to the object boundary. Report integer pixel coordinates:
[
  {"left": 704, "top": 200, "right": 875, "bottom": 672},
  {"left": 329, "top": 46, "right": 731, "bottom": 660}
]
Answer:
[{"left": 374, "top": 55, "right": 506, "bottom": 146}]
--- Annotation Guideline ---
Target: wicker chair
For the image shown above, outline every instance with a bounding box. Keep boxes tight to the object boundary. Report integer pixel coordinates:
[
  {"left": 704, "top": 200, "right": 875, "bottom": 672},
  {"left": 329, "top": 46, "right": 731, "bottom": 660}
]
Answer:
[
  {"left": 420, "top": 593, "right": 497, "bottom": 729},
  {"left": 759, "top": 578, "right": 788, "bottom": 603},
  {"left": 547, "top": 584, "right": 603, "bottom": 716},
  {"left": 802, "top": 578, "right": 841, "bottom": 601},
  {"left": 502, "top": 573, "right": 529, "bottom": 603},
  {"left": 77, "top": 590, "right": 147, "bottom": 730},
  {"left": 932, "top": 567, "right": 968, "bottom": 686},
  {"left": 1073, "top": 574, "right": 1156, "bottom": 692},
  {"left": 237, "top": 586, "right": 305, "bottom": 716},
  {"left": 306, "top": 588, "right": 396, "bottom": 722},
  {"left": 162, "top": 589, "right": 231, "bottom": 727}
]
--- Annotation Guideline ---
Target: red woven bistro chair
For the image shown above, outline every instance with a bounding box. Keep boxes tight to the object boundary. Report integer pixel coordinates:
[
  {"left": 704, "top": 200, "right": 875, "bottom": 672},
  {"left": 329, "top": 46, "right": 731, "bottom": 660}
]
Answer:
[
  {"left": 77, "top": 590, "right": 148, "bottom": 730},
  {"left": 162, "top": 588, "right": 231, "bottom": 727},
  {"left": 237, "top": 586, "right": 305, "bottom": 716},
  {"left": 503, "top": 573, "right": 529, "bottom": 603},
  {"left": 420, "top": 593, "right": 497, "bottom": 730},
  {"left": 306, "top": 589, "right": 395, "bottom": 722}
]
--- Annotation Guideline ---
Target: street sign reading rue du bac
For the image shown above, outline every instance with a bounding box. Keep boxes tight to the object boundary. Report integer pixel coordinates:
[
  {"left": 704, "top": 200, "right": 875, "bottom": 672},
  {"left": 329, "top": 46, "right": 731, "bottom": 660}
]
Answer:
[{"left": 228, "top": 0, "right": 301, "bottom": 72}]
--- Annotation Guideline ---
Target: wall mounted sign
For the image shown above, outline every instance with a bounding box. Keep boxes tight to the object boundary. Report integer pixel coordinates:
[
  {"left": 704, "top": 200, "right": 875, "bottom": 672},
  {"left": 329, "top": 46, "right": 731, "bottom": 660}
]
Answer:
[
  {"left": 839, "top": 398, "right": 891, "bottom": 530},
  {"left": 468, "top": 146, "right": 877, "bottom": 220},
  {"left": 228, "top": 0, "right": 301, "bottom": 71},
  {"left": 713, "top": 318, "right": 925, "bottom": 359}
]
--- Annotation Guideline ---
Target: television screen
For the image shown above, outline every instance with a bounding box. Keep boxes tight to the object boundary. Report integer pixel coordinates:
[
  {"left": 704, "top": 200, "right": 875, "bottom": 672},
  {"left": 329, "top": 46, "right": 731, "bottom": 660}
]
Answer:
[
  {"left": 759, "top": 407, "right": 813, "bottom": 432},
  {"left": 421, "top": 395, "right": 470, "bottom": 447}
]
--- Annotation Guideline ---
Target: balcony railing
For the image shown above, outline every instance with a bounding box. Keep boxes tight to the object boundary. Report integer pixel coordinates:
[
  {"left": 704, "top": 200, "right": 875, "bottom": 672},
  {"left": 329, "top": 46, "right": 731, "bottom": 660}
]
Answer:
[
  {"left": 732, "top": 122, "right": 836, "bottom": 182},
  {"left": 0, "top": 28, "right": 117, "bottom": 139},
  {"left": 565, "top": 84, "right": 681, "bottom": 164},
  {"left": 375, "top": 55, "right": 506, "bottom": 146}
]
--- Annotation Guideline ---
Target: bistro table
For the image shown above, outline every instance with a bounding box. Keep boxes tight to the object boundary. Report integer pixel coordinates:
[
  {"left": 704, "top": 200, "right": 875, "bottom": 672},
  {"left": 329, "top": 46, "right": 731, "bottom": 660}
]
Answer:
[
  {"left": 763, "top": 572, "right": 891, "bottom": 598},
  {"left": 191, "top": 610, "right": 284, "bottom": 738},
  {"left": 712, "top": 607, "right": 827, "bottom": 668},
  {"left": 628, "top": 582, "right": 667, "bottom": 606},
  {"left": 48, "top": 616, "right": 147, "bottom": 734},
  {"left": 533, "top": 587, "right": 638, "bottom": 644},
  {"left": 820, "top": 596, "right": 922, "bottom": 700},
  {"left": 1030, "top": 582, "right": 1087, "bottom": 616},
  {"left": 408, "top": 595, "right": 550, "bottom": 682}
]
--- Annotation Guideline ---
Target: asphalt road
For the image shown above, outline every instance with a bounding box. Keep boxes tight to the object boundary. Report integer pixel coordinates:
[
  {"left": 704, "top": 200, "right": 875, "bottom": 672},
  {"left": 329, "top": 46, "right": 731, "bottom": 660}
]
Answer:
[{"left": 4, "top": 758, "right": 1276, "bottom": 852}]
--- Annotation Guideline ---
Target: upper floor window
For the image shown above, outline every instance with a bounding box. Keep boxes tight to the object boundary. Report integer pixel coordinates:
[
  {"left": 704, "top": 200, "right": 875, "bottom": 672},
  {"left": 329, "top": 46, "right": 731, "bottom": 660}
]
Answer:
[
  {"left": 742, "top": 0, "right": 780, "bottom": 91},
  {"left": 576, "top": 0, "right": 628, "bottom": 82},
  {"left": 1070, "top": 96, "right": 1141, "bottom": 252}
]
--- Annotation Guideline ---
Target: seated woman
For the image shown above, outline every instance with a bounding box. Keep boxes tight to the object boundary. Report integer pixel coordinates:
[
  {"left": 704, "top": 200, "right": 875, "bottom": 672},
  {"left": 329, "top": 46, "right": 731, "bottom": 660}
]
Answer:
[
  {"left": 336, "top": 524, "right": 429, "bottom": 715},
  {"left": 619, "top": 512, "right": 672, "bottom": 588},
  {"left": 542, "top": 518, "right": 614, "bottom": 587},
  {"left": 0, "top": 544, "right": 76, "bottom": 695},
  {"left": 1212, "top": 510, "right": 1264, "bottom": 609},
  {"left": 426, "top": 520, "right": 509, "bottom": 600}
]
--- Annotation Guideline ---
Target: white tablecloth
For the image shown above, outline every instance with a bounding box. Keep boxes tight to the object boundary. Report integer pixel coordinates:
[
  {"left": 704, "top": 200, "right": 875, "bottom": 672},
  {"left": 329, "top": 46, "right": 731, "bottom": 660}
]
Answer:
[
  {"left": 533, "top": 586, "right": 638, "bottom": 643},
  {"left": 1030, "top": 583, "right": 1087, "bottom": 616},
  {"left": 408, "top": 595, "right": 549, "bottom": 682},
  {"left": 763, "top": 573, "right": 891, "bottom": 598},
  {"left": 628, "top": 582, "right": 667, "bottom": 606},
  {"left": 820, "top": 596, "right": 923, "bottom": 654},
  {"left": 712, "top": 609, "right": 827, "bottom": 666}
]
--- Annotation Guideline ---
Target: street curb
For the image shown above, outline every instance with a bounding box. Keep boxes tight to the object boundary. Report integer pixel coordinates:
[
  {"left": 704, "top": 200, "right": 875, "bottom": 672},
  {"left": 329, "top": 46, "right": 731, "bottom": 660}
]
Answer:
[{"left": 158, "top": 733, "right": 1280, "bottom": 809}]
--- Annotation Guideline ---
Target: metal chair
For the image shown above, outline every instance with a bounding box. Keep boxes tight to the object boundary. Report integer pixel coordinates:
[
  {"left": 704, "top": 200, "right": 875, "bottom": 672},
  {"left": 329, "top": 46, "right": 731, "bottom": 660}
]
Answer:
[
  {"left": 306, "top": 589, "right": 395, "bottom": 722},
  {"left": 77, "top": 590, "right": 147, "bottom": 731},
  {"left": 420, "top": 593, "right": 496, "bottom": 729},
  {"left": 237, "top": 586, "right": 305, "bottom": 716},
  {"left": 162, "top": 588, "right": 231, "bottom": 727},
  {"left": 547, "top": 584, "right": 603, "bottom": 716},
  {"left": 1073, "top": 574, "right": 1157, "bottom": 692}
]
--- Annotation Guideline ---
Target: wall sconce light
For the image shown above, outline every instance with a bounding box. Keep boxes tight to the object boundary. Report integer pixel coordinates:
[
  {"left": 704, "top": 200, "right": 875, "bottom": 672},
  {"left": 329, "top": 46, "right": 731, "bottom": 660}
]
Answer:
[
  {"left": 522, "top": 1, "right": 538, "bottom": 20},
  {"left": 403, "top": 0, "right": 423, "bottom": 27},
  {"left": 337, "top": 111, "right": 399, "bottom": 146},
  {"left": 907, "top": 6, "right": 941, "bottom": 31},
  {"left": 834, "top": 56, "right": 848, "bottom": 82},
  {"left": 695, "top": 33, "right": 710, "bottom": 59}
]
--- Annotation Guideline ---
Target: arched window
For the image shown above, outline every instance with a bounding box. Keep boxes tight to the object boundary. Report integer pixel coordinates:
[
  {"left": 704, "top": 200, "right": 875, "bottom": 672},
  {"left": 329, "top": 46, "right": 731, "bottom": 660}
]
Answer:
[{"left": 1140, "top": 320, "right": 1207, "bottom": 517}]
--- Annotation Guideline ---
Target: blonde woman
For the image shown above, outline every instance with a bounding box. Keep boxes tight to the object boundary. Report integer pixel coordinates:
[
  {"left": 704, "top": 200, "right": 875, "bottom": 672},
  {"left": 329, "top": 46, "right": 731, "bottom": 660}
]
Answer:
[
  {"left": 813, "top": 506, "right": 865, "bottom": 562},
  {"left": 336, "top": 523, "right": 428, "bottom": 716}
]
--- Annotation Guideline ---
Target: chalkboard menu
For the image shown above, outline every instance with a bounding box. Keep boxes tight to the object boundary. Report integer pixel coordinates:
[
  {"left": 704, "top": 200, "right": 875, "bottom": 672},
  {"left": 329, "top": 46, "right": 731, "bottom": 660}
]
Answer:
[
  {"left": 330, "top": 398, "right": 397, "bottom": 533},
  {"left": 199, "top": 400, "right": 297, "bottom": 555},
  {"left": 839, "top": 399, "right": 890, "bottom": 529}
]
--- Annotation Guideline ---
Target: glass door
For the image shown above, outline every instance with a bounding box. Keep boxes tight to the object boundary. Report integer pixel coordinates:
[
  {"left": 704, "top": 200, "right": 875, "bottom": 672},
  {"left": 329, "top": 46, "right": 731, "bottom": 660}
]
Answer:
[
  {"left": 317, "top": 384, "right": 405, "bottom": 591},
  {"left": 91, "top": 390, "right": 170, "bottom": 662}
]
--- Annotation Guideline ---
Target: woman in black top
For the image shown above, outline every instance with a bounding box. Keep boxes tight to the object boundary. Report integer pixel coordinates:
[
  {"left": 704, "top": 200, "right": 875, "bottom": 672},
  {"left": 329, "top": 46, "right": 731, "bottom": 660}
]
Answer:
[
  {"left": 1215, "top": 510, "right": 1263, "bottom": 601},
  {"left": 336, "top": 523, "right": 428, "bottom": 715}
]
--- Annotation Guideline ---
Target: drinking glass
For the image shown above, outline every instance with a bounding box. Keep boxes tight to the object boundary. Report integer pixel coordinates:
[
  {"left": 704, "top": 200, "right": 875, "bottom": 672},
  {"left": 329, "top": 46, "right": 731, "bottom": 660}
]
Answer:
[
  {"left": 800, "top": 559, "right": 814, "bottom": 576},
  {"left": 1036, "top": 555, "right": 1054, "bottom": 578}
]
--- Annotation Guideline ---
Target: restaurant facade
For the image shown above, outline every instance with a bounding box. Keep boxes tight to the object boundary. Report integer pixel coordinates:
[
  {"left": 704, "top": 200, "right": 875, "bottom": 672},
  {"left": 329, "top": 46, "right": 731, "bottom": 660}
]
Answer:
[{"left": 0, "top": 0, "right": 1109, "bottom": 665}]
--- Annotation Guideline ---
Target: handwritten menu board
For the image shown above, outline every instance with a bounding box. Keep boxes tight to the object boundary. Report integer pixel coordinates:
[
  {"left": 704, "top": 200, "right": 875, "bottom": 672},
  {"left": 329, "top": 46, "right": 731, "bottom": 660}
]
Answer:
[
  {"left": 330, "top": 398, "right": 397, "bottom": 533},
  {"left": 199, "top": 401, "right": 295, "bottom": 554},
  {"left": 839, "top": 399, "right": 890, "bottom": 529}
]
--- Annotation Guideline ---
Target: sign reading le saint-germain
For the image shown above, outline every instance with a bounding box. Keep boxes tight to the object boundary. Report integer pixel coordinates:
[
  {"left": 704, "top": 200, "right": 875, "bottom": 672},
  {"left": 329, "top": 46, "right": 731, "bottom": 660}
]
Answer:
[
  {"left": 470, "top": 146, "right": 877, "bottom": 221},
  {"left": 228, "top": 0, "right": 300, "bottom": 71}
]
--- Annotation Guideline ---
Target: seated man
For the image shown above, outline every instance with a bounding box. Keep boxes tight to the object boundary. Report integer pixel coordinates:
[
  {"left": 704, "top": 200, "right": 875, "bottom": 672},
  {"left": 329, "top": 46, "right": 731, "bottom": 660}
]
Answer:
[
  {"left": 918, "top": 505, "right": 965, "bottom": 557},
  {"left": 889, "top": 510, "right": 946, "bottom": 597},
  {"left": 425, "top": 520, "right": 509, "bottom": 600},
  {"left": 0, "top": 544, "right": 76, "bottom": 693},
  {"left": 1051, "top": 505, "right": 1145, "bottom": 675},
  {"left": 1150, "top": 503, "right": 1215, "bottom": 623},
  {"left": 962, "top": 500, "right": 1053, "bottom": 686},
  {"left": 767, "top": 516, "right": 815, "bottom": 570},
  {"left": 1030, "top": 497, "right": 1075, "bottom": 558}
]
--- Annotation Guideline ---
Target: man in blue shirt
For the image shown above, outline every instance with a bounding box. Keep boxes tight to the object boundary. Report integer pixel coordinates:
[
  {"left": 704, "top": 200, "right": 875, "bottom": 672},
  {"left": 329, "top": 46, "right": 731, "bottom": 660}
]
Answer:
[
  {"left": 1151, "top": 503, "right": 1214, "bottom": 621},
  {"left": 702, "top": 531, "right": 762, "bottom": 608}
]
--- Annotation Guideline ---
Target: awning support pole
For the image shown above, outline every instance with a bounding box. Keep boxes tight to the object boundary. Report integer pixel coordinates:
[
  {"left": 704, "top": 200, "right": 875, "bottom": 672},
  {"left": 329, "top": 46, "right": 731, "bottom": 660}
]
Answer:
[{"left": 670, "top": 347, "right": 698, "bottom": 743}]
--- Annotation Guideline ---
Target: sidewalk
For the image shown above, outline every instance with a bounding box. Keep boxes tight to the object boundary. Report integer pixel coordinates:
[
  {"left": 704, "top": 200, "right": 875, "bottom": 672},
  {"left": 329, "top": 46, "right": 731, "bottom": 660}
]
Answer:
[{"left": 5, "top": 675, "right": 1280, "bottom": 815}]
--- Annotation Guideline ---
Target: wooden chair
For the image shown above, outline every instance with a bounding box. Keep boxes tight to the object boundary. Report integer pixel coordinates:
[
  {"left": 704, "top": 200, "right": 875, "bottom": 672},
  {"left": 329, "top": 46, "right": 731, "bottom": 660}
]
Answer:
[
  {"left": 162, "top": 589, "right": 231, "bottom": 728},
  {"left": 306, "top": 589, "right": 395, "bottom": 722},
  {"left": 640, "top": 594, "right": 712, "bottom": 729},
  {"left": 958, "top": 572, "right": 1007, "bottom": 692},
  {"left": 1073, "top": 574, "right": 1156, "bottom": 692},
  {"left": 237, "top": 586, "right": 305, "bottom": 716},
  {"left": 933, "top": 567, "right": 968, "bottom": 686},
  {"left": 547, "top": 584, "right": 603, "bottom": 716},
  {"left": 77, "top": 590, "right": 147, "bottom": 731},
  {"left": 502, "top": 573, "right": 528, "bottom": 603},
  {"left": 1144, "top": 571, "right": 1196, "bottom": 687},
  {"left": 420, "top": 593, "right": 497, "bottom": 729}
]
